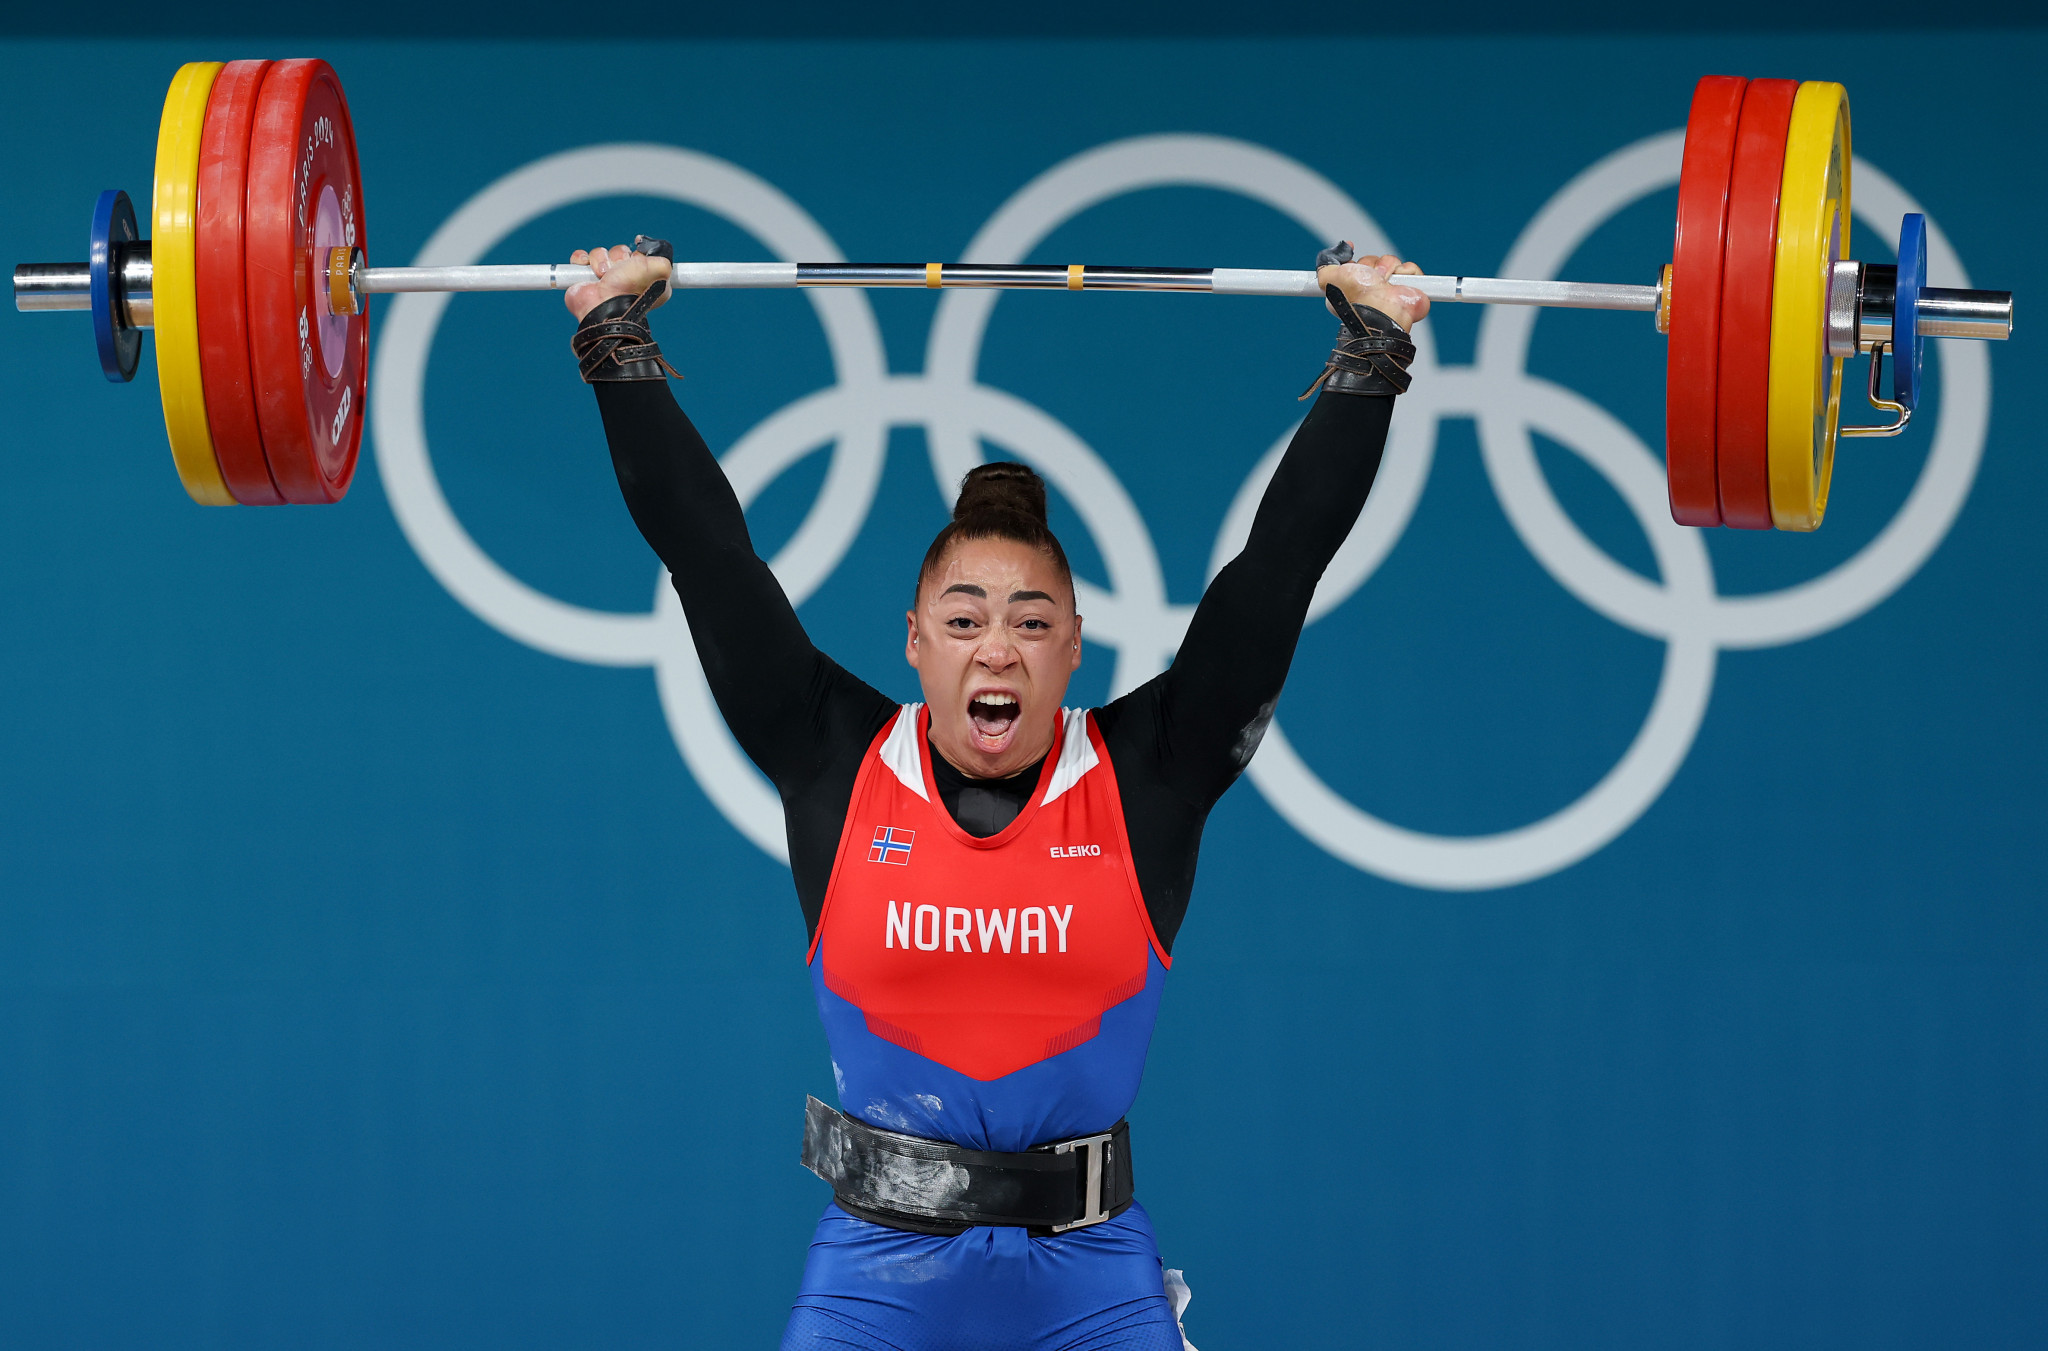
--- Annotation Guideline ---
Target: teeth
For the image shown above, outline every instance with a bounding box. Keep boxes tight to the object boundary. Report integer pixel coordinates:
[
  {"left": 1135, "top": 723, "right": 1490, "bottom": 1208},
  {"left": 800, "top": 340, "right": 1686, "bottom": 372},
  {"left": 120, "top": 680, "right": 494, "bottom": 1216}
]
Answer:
[{"left": 976, "top": 693, "right": 1017, "bottom": 706}]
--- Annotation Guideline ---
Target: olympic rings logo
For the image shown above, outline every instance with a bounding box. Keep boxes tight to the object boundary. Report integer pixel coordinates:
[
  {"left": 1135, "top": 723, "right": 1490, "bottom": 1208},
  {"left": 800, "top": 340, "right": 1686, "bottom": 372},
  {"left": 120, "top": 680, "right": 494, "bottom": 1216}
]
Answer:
[{"left": 371, "top": 133, "right": 1989, "bottom": 892}]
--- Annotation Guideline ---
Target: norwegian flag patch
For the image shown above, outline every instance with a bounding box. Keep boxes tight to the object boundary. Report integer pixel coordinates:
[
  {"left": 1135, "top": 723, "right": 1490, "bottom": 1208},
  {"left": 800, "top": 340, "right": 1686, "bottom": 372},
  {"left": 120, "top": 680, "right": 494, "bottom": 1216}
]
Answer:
[{"left": 868, "top": 826, "right": 915, "bottom": 865}]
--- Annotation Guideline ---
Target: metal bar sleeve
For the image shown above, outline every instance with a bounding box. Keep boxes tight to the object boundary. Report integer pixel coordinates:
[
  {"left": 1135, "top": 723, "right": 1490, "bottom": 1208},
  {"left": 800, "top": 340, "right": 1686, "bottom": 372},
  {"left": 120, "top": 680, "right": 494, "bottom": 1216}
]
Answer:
[
  {"left": 1915, "top": 288, "right": 2013, "bottom": 341},
  {"left": 13, "top": 262, "right": 92, "bottom": 310}
]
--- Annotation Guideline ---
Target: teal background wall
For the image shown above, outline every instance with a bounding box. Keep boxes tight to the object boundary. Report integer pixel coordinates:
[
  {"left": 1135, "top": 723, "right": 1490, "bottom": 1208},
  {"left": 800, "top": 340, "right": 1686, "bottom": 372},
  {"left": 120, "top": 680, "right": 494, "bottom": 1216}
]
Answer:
[{"left": 0, "top": 32, "right": 2042, "bottom": 1351}]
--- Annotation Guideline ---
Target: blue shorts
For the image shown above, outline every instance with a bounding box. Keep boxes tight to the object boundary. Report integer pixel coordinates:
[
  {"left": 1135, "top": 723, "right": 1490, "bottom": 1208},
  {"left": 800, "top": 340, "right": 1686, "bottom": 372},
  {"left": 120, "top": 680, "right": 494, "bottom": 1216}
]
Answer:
[{"left": 781, "top": 1202, "right": 1186, "bottom": 1351}]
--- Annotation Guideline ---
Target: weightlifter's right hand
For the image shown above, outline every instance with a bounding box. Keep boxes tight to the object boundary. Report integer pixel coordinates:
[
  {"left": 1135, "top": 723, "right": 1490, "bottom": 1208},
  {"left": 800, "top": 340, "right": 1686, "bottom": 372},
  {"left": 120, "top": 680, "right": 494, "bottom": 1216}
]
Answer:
[
  {"left": 1316, "top": 244, "right": 1428, "bottom": 332},
  {"left": 565, "top": 244, "right": 672, "bottom": 320}
]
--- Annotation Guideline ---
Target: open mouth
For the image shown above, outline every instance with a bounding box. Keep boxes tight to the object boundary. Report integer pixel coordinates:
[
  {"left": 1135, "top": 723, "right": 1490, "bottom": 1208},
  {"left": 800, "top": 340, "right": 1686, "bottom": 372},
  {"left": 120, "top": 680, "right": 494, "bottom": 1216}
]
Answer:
[{"left": 968, "top": 692, "right": 1020, "bottom": 747}]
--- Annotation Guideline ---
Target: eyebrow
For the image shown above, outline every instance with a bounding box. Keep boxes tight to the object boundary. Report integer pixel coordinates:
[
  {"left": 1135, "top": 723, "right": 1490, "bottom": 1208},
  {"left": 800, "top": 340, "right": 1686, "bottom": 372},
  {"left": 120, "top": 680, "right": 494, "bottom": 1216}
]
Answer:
[{"left": 939, "top": 583, "right": 1059, "bottom": 605}]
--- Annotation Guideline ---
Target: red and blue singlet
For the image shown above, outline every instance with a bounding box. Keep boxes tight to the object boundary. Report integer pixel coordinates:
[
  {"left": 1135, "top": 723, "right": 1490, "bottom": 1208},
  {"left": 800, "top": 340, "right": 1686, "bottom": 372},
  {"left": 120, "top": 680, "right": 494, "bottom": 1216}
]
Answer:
[
  {"left": 588, "top": 354, "right": 1396, "bottom": 1349},
  {"left": 810, "top": 705, "right": 1168, "bottom": 1152},
  {"left": 787, "top": 706, "right": 1186, "bottom": 1350}
]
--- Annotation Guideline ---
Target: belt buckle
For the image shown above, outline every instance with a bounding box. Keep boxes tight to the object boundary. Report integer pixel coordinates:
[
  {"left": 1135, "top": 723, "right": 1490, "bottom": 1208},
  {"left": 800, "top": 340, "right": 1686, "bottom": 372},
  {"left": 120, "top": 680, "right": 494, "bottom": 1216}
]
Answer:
[{"left": 1048, "top": 1129, "right": 1117, "bottom": 1233}]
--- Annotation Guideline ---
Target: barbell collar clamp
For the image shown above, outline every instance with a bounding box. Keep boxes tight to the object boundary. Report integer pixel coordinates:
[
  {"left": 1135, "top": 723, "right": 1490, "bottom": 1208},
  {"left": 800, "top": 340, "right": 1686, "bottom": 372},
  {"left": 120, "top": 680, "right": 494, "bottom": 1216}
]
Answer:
[
  {"left": 1840, "top": 341, "right": 1913, "bottom": 438},
  {"left": 1827, "top": 260, "right": 1863, "bottom": 358},
  {"left": 328, "top": 246, "right": 365, "bottom": 318}
]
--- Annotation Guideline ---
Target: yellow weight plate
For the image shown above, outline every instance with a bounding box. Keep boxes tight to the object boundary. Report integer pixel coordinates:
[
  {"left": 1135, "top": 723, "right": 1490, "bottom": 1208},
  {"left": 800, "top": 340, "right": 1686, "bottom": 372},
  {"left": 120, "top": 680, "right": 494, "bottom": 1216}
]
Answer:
[
  {"left": 1765, "top": 80, "right": 1850, "bottom": 532},
  {"left": 153, "top": 61, "right": 235, "bottom": 506}
]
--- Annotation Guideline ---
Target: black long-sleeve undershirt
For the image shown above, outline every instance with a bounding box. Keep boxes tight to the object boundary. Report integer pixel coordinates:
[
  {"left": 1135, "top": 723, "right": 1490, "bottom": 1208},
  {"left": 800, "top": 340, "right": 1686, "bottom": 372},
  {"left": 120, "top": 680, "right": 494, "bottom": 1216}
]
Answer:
[{"left": 595, "top": 380, "right": 1392, "bottom": 954}]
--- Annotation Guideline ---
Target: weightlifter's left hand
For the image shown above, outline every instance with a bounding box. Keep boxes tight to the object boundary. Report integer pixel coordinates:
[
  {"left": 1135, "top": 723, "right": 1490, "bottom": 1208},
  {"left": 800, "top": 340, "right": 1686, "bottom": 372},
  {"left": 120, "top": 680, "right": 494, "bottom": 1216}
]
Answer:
[{"left": 565, "top": 244, "right": 672, "bottom": 321}]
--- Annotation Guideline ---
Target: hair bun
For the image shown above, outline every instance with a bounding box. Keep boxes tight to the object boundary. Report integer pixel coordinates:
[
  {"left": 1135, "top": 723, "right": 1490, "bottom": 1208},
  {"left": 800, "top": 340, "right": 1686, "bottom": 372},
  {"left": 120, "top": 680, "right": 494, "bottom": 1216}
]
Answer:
[
  {"left": 917, "top": 460, "right": 1072, "bottom": 606},
  {"left": 953, "top": 462, "right": 1049, "bottom": 527}
]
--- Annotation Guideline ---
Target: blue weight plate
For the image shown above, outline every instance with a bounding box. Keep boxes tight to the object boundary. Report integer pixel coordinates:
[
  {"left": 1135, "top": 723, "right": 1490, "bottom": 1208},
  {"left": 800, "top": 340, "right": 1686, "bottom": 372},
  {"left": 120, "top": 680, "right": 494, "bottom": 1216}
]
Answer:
[
  {"left": 1893, "top": 212, "right": 1926, "bottom": 412},
  {"left": 89, "top": 189, "right": 142, "bottom": 383}
]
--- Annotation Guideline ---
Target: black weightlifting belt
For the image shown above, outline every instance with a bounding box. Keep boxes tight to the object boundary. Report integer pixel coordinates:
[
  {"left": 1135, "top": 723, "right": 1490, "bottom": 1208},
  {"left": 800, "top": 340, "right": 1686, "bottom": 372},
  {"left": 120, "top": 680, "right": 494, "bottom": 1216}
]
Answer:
[{"left": 801, "top": 1096, "right": 1133, "bottom": 1236}]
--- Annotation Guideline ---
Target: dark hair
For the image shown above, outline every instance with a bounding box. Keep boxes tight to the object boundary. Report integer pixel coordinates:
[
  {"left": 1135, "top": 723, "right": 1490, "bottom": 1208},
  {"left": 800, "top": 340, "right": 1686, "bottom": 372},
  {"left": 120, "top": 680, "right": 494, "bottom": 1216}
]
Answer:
[{"left": 914, "top": 462, "right": 1074, "bottom": 608}]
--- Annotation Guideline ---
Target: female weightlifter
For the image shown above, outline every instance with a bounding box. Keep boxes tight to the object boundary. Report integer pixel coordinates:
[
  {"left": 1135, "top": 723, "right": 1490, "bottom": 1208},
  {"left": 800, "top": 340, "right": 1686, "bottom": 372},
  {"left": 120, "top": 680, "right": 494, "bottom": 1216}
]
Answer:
[{"left": 566, "top": 238, "right": 1426, "bottom": 1351}]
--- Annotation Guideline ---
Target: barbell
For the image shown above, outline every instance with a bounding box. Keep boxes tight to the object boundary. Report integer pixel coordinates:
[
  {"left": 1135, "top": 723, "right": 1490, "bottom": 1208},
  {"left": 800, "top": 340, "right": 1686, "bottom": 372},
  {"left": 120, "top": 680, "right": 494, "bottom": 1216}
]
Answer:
[{"left": 10, "top": 60, "right": 2016, "bottom": 530}]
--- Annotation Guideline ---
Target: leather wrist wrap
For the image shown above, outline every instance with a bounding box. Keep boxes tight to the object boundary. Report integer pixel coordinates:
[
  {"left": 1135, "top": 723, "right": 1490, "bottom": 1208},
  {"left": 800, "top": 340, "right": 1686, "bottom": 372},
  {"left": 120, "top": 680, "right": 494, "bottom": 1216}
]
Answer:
[
  {"left": 1299, "top": 241, "right": 1417, "bottom": 400},
  {"left": 570, "top": 235, "right": 682, "bottom": 383}
]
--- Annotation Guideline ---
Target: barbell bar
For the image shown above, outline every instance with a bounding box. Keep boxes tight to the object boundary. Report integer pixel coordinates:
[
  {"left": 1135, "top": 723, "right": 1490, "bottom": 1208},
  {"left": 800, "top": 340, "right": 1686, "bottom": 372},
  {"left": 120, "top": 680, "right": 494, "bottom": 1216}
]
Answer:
[
  {"left": 19, "top": 249, "right": 2013, "bottom": 340},
  {"left": 7, "top": 60, "right": 2017, "bottom": 530},
  {"left": 15, "top": 253, "right": 1669, "bottom": 308}
]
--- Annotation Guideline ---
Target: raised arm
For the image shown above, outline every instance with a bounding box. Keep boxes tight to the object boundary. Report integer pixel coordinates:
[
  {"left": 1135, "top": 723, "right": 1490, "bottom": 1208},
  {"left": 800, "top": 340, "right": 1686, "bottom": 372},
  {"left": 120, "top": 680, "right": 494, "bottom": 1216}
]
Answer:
[
  {"left": 1099, "top": 250, "right": 1428, "bottom": 812},
  {"left": 568, "top": 244, "right": 893, "bottom": 794}
]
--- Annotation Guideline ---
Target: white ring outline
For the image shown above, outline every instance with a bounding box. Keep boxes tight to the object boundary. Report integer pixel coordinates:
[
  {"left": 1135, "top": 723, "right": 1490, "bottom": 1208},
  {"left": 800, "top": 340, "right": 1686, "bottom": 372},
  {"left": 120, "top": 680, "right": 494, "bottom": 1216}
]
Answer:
[
  {"left": 926, "top": 135, "right": 1443, "bottom": 687},
  {"left": 372, "top": 143, "right": 890, "bottom": 670},
  {"left": 370, "top": 144, "right": 894, "bottom": 857},
  {"left": 371, "top": 133, "right": 1990, "bottom": 889},
  {"left": 1243, "top": 134, "right": 1986, "bottom": 888}
]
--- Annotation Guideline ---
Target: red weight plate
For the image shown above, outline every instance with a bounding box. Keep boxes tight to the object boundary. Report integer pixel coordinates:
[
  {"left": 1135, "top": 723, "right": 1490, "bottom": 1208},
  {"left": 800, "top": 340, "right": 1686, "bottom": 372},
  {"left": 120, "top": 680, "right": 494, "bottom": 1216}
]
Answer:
[
  {"left": 245, "top": 58, "right": 367, "bottom": 504},
  {"left": 1664, "top": 75, "right": 1746, "bottom": 528},
  {"left": 1714, "top": 78, "right": 1799, "bottom": 531},
  {"left": 195, "top": 59, "right": 282, "bottom": 505}
]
